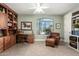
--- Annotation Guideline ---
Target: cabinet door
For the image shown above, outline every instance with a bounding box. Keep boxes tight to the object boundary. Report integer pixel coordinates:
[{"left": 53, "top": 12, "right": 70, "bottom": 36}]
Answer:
[
  {"left": 0, "top": 37, "right": 4, "bottom": 52},
  {"left": 0, "top": 13, "right": 8, "bottom": 29},
  {"left": 10, "top": 35, "right": 16, "bottom": 46},
  {"left": 4, "top": 36, "right": 10, "bottom": 49},
  {"left": 69, "top": 36, "right": 77, "bottom": 49}
]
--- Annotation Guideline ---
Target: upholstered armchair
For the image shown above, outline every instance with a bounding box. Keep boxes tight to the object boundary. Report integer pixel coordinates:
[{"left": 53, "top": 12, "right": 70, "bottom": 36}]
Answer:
[{"left": 46, "top": 32, "right": 60, "bottom": 47}]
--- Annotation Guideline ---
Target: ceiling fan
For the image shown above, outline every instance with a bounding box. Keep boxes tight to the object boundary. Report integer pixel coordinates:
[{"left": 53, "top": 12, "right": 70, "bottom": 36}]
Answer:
[{"left": 29, "top": 3, "right": 48, "bottom": 14}]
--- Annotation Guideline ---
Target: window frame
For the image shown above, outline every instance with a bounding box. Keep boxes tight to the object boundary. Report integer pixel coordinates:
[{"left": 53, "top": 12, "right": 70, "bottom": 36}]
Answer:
[{"left": 39, "top": 18, "right": 54, "bottom": 35}]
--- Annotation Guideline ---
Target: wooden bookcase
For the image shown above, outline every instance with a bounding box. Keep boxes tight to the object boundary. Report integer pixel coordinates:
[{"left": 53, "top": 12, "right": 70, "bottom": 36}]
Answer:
[{"left": 0, "top": 3, "right": 18, "bottom": 52}]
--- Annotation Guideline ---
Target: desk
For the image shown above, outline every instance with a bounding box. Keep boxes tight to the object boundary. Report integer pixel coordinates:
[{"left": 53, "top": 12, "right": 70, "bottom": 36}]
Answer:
[
  {"left": 16, "top": 34, "right": 28, "bottom": 43},
  {"left": 16, "top": 34, "right": 34, "bottom": 43}
]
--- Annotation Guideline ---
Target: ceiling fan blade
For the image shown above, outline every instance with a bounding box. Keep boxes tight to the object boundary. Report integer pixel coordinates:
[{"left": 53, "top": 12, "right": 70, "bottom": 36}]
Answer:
[
  {"left": 27, "top": 7, "right": 36, "bottom": 9},
  {"left": 28, "top": 3, "right": 40, "bottom": 9},
  {"left": 27, "top": 3, "right": 47, "bottom": 14},
  {"left": 28, "top": 6, "right": 48, "bottom": 9},
  {"left": 41, "top": 6, "right": 49, "bottom": 9},
  {"left": 28, "top": 3, "right": 48, "bottom": 9},
  {"left": 33, "top": 9, "right": 45, "bottom": 14}
]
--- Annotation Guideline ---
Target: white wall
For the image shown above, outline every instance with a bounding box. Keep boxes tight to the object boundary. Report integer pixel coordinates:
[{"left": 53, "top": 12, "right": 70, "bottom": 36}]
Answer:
[
  {"left": 64, "top": 12, "right": 72, "bottom": 43},
  {"left": 18, "top": 15, "right": 64, "bottom": 41}
]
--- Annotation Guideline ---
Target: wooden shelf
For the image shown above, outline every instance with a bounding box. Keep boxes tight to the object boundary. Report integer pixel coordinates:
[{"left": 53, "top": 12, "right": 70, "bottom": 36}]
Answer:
[{"left": 0, "top": 3, "right": 18, "bottom": 52}]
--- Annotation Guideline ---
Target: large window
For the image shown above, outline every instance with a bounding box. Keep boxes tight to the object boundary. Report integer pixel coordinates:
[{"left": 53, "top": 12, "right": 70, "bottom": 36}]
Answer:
[{"left": 39, "top": 18, "right": 53, "bottom": 35}]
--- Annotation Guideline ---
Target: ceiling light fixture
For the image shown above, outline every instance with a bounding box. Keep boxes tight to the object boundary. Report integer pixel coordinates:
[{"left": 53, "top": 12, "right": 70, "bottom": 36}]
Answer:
[
  {"left": 28, "top": 3, "right": 48, "bottom": 14},
  {"left": 33, "top": 3, "right": 45, "bottom": 14}
]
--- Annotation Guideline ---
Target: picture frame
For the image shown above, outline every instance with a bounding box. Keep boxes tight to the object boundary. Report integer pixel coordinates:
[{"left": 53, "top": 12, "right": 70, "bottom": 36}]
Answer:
[
  {"left": 21, "top": 21, "right": 32, "bottom": 30},
  {"left": 56, "top": 23, "right": 61, "bottom": 29}
]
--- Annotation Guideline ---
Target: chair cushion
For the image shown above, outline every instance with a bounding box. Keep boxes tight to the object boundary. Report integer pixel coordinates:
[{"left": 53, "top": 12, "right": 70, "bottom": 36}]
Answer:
[{"left": 46, "top": 38, "right": 55, "bottom": 42}]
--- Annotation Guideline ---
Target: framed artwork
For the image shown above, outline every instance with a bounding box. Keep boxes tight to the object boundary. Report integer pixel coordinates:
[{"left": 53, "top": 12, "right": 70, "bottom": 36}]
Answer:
[
  {"left": 21, "top": 21, "right": 32, "bottom": 30},
  {"left": 56, "top": 23, "right": 61, "bottom": 29}
]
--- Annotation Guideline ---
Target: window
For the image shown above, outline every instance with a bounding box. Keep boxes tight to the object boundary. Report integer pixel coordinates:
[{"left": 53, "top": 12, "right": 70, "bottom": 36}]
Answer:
[{"left": 39, "top": 18, "right": 53, "bottom": 35}]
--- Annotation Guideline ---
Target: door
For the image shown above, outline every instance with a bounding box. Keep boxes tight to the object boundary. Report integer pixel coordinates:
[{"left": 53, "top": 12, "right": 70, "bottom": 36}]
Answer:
[
  {"left": 4, "top": 36, "right": 10, "bottom": 49},
  {"left": 10, "top": 35, "right": 16, "bottom": 46}
]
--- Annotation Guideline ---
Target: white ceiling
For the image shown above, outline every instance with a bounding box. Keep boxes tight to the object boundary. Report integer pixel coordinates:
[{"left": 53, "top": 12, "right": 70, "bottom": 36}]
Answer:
[{"left": 6, "top": 3, "right": 79, "bottom": 15}]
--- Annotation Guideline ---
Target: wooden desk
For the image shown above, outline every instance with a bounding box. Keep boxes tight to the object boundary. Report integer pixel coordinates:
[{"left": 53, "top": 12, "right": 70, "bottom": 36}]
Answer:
[
  {"left": 16, "top": 34, "right": 28, "bottom": 43},
  {"left": 16, "top": 34, "right": 34, "bottom": 43}
]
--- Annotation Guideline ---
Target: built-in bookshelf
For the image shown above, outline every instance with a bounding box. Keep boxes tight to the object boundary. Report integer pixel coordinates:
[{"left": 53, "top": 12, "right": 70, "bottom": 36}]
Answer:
[
  {"left": 69, "top": 35, "right": 79, "bottom": 52},
  {"left": 69, "top": 11, "right": 79, "bottom": 52},
  {"left": 72, "top": 11, "right": 79, "bottom": 35},
  {"left": 0, "top": 3, "right": 18, "bottom": 52}
]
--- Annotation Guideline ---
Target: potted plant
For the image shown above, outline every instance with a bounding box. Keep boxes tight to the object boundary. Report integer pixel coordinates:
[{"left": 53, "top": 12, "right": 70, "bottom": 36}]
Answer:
[{"left": 44, "top": 28, "right": 51, "bottom": 35}]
